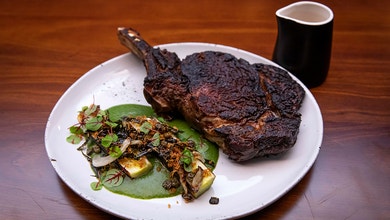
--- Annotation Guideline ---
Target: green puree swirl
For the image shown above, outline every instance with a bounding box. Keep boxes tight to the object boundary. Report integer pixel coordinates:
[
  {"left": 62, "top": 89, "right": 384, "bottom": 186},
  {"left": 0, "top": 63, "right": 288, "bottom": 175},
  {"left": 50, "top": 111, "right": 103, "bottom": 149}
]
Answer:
[{"left": 101, "top": 104, "right": 219, "bottom": 199}]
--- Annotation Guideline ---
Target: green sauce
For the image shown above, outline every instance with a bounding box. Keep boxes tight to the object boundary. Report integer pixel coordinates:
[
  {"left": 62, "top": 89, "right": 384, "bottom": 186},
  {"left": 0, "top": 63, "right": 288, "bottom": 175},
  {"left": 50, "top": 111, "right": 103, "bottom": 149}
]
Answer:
[
  {"left": 106, "top": 157, "right": 181, "bottom": 199},
  {"left": 102, "top": 104, "right": 219, "bottom": 199}
]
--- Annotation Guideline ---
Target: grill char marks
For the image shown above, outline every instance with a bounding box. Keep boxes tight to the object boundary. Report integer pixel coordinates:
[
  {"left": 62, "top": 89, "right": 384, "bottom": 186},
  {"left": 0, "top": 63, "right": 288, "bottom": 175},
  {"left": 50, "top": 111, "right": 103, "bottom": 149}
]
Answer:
[
  {"left": 142, "top": 48, "right": 185, "bottom": 117},
  {"left": 118, "top": 27, "right": 185, "bottom": 117},
  {"left": 118, "top": 27, "right": 305, "bottom": 161}
]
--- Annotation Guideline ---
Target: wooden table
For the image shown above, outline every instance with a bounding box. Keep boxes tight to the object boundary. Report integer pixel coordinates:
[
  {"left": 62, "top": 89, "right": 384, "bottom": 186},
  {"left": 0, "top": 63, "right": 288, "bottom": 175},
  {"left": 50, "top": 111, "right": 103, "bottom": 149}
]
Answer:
[{"left": 1, "top": 0, "right": 389, "bottom": 219}]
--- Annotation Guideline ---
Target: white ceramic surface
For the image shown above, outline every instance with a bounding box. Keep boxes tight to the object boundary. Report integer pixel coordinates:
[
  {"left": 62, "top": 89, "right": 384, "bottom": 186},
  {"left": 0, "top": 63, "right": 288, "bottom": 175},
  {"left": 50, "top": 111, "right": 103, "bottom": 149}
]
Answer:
[
  {"left": 276, "top": 1, "right": 334, "bottom": 26},
  {"left": 45, "top": 43, "right": 323, "bottom": 220}
]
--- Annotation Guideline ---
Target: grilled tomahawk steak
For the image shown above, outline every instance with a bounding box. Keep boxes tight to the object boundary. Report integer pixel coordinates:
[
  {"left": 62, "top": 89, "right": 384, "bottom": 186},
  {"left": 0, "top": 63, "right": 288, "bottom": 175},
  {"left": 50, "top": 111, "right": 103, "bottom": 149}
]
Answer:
[{"left": 117, "top": 27, "right": 305, "bottom": 161}]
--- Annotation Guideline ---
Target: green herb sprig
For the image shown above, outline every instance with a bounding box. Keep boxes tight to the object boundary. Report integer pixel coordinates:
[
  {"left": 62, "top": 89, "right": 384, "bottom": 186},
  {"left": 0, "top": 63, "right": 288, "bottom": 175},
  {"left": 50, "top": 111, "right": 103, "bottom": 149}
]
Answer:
[{"left": 66, "top": 104, "right": 118, "bottom": 146}]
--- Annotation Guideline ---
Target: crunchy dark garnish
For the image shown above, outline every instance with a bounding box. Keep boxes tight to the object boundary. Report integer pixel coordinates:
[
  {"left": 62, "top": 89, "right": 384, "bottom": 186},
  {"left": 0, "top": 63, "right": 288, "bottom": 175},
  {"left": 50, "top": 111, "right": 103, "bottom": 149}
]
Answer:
[
  {"left": 209, "top": 196, "right": 219, "bottom": 205},
  {"left": 67, "top": 104, "right": 216, "bottom": 202}
]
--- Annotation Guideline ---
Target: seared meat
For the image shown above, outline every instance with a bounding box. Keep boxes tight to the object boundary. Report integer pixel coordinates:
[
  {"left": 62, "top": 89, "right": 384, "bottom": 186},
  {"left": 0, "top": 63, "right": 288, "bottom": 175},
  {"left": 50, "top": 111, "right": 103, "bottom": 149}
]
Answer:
[{"left": 117, "top": 27, "right": 305, "bottom": 161}]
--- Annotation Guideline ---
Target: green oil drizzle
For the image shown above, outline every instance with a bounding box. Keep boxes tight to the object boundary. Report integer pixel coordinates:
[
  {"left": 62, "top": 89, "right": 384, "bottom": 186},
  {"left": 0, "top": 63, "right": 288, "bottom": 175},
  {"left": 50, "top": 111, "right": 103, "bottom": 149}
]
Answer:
[{"left": 101, "top": 104, "right": 219, "bottom": 199}]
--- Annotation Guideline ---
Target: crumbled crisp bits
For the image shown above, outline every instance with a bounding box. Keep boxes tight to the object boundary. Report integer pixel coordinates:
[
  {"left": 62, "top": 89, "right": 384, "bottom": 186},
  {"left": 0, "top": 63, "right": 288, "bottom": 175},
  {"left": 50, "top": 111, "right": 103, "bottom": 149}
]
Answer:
[{"left": 209, "top": 196, "right": 219, "bottom": 205}]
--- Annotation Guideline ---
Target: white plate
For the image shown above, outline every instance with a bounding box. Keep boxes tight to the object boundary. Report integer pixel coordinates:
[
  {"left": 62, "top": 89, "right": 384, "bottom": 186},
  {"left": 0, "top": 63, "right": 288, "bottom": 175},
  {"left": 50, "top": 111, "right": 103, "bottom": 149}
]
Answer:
[{"left": 45, "top": 43, "right": 323, "bottom": 220}]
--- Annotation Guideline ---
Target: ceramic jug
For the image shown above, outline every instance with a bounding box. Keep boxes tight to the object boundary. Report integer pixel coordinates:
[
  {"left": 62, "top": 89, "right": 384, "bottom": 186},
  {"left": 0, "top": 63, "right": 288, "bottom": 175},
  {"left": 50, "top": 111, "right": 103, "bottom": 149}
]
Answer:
[{"left": 272, "top": 1, "right": 333, "bottom": 88}]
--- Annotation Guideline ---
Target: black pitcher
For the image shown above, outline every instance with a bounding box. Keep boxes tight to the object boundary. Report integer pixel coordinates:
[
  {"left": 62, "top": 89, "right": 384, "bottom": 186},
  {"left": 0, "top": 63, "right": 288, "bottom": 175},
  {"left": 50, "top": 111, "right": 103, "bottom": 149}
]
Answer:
[{"left": 272, "top": 1, "right": 334, "bottom": 88}]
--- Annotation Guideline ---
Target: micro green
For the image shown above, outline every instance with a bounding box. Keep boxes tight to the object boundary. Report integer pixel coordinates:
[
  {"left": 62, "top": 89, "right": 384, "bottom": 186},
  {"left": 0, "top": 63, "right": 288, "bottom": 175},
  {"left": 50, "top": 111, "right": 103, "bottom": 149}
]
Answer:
[{"left": 180, "top": 148, "right": 194, "bottom": 172}]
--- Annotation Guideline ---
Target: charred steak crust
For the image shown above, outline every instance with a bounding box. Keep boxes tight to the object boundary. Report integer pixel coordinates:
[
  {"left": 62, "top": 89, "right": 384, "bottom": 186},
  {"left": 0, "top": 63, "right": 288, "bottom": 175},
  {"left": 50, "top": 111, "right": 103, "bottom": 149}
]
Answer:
[
  {"left": 146, "top": 51, "right": 305, "bottom": 161},
  {"left": 216, "top": 64, "right": 305, "bottom": 161},
  {"left": 117, "top": 28, "right": 305, "bottom": 162},
  {"left": 178, "top": 52, "right": 305, "bottom": 161},
  {"left": 181, "top": 52, "right": 268, "bottom": 123},
  {"left": 255, "top": 63, "right": 305, "bottom": 117},
  {"left": 143, "top": 48, "right": 185, "bottom": 116}
]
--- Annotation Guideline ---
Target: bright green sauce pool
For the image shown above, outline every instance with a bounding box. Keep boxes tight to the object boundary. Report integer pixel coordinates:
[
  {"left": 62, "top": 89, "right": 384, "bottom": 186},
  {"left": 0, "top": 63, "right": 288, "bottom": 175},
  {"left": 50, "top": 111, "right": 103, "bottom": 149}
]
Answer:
[{"left": 101, "top": 104, "right": 219, "bottom": 199}]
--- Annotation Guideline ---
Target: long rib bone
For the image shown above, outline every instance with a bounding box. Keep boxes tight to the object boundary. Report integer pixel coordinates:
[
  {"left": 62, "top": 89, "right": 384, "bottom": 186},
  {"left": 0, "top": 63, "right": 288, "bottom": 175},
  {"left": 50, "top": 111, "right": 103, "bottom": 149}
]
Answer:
[{"left": 117, "top": 27, "right": 150, "bottom": 60}]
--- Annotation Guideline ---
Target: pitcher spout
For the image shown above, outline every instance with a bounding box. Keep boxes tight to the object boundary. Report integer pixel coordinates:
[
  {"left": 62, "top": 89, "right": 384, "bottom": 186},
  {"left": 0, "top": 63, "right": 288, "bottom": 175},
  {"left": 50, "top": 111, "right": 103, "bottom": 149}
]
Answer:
[{"left": 276, "top": 1, "right": 333, "bottom": 25}]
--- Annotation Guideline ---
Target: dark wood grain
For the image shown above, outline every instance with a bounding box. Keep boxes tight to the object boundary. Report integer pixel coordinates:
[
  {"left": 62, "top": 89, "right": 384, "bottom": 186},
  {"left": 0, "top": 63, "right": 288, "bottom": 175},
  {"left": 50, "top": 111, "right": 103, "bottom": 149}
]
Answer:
[{"left": 1, "top": 0, "right": 389, "bottom": 219}]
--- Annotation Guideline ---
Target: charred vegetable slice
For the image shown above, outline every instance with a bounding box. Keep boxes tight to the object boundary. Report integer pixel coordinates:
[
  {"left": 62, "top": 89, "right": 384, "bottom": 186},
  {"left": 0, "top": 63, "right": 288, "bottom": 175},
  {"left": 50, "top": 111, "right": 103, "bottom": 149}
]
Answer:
[
  {"left": 191, "top": 160, "right": 216, "bottom": 198},
  {"left": 118, "top": 156, "right": 153, "bottom": 178}
]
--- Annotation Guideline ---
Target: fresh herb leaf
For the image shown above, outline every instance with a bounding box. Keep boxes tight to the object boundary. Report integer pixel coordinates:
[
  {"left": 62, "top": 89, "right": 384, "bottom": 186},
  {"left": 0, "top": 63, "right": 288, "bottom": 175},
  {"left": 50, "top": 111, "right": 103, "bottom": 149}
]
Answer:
[
  {"left": 104, "top": 121, "right": 118, "bottom": 128},
  {"left": 180, "top": 148, "right": 194, "bottom": 172},
  {"left": 152, "top": 132, "right": 160, "bottom": 146},
  {"left": 90, "top": 181, "right": 103, "bottom": 191},
  {"left": 69, "top": 125, "right": 83, "bottom": 135},
  {"left": 140, "top": 121, "right": 152, "bottom": 134},
  {"left": 195, "top": 137, "right": 209, "bottom": 153},
  {"left": 84, "top": 104, "right": 98, "bottom": 116},
  {"left": 66, "top": 134, "right": 82, "bottom": 144},
  {"left": 101, "top": 136, "right": 112, "bottom": 148},
  {"left": 101, "top": 133, "right": 118, "bottom": 148},
  {"left": 181, "top": 148, "right": 193, "bottom": 165},
  {"left": 85, "top": 116, "right": 103, "bottom": 131},
  {"left": 98, "top": 109, "right": 106, "bottom": 117},
  {"left": 110, "top": 145, "right": 122, "bottom": 158},
  {"left": 102, "top": 169, "right": 124, "bottom": 187}
]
